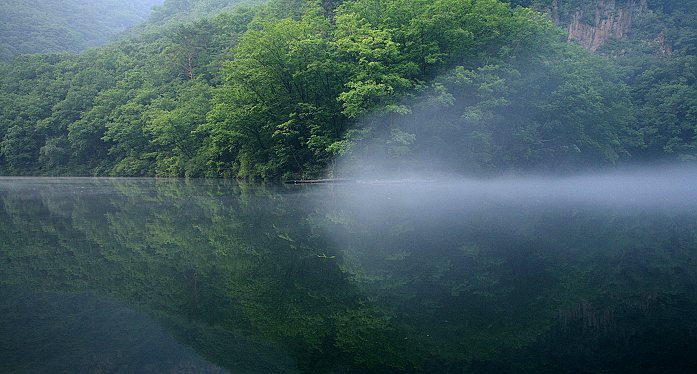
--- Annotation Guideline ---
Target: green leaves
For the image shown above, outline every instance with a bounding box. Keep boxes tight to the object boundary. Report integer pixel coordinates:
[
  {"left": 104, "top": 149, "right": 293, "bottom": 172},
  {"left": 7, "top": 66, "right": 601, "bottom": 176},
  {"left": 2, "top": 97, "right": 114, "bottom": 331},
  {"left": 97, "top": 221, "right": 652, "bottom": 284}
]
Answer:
[{"left": 1, "top": 0, "right": 695, "bottom": 178}]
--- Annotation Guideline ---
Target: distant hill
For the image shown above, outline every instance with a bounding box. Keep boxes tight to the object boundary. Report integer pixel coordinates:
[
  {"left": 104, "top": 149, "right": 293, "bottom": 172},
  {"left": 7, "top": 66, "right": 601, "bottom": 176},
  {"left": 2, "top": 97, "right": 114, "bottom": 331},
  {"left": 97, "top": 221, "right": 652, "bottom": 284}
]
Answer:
[{"left": 0, "top": 0, "right": 163, "bottom": 61}]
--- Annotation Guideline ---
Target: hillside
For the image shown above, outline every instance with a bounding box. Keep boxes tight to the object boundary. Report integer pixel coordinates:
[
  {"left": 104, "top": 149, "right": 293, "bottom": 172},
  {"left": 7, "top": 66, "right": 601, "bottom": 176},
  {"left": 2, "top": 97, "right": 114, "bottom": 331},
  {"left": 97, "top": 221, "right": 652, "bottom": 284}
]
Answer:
[
  {"left": 544, "top": 0, "right": 697, "bottom": 161},
  {"left": 0, "top": 0, "right": 163, "bottom": 61},
  {"left": 148, "top": 0, "right": 264, "bottom": 24},
  {"left": 525, "top": 0, "right": 697, "bottom": 55},
  {"left": 0, "top": 0, "right": 695, "bottom": 178}
]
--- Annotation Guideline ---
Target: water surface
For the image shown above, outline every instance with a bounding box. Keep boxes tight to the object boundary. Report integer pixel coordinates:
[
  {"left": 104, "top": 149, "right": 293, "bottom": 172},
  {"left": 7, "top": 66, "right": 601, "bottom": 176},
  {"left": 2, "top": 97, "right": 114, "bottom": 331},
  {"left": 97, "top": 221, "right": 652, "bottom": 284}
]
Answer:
[{"left": 1, "top": 172, "right": 696, "bottom": 373}]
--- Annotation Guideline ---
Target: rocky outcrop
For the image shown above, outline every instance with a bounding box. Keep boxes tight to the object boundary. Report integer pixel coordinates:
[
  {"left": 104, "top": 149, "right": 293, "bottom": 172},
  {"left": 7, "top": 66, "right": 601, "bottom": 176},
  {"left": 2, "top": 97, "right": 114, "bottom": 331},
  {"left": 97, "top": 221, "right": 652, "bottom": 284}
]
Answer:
[
  {"left": 654, "top": 31, "right": 673, "bottom": 56},
  {"left": 559, "top": 0, "right": 648, "bottom": 52}
]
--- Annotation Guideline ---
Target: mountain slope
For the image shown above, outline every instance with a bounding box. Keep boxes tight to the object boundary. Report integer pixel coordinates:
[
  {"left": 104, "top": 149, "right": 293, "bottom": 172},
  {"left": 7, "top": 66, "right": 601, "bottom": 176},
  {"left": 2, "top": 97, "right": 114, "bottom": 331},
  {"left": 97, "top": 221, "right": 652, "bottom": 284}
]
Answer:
[
  {"left": 148, "top": 0, "right": 264, "bottom": 24},
  {"left": 0, "top": 0, "right": 163, "bottom": 61},
  {"left": 524, "top": 0, "right": 697, "bottom": 56},
  {"left": 0, "top": 0, "right": 695, "bottom": 179}
]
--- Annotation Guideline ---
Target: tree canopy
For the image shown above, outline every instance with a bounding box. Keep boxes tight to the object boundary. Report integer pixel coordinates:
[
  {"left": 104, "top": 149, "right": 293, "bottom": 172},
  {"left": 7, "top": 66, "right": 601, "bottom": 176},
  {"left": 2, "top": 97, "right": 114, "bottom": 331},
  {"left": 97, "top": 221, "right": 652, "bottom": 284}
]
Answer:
[{"left": 0, "top": 0, "right": 695, "bottom": 178}]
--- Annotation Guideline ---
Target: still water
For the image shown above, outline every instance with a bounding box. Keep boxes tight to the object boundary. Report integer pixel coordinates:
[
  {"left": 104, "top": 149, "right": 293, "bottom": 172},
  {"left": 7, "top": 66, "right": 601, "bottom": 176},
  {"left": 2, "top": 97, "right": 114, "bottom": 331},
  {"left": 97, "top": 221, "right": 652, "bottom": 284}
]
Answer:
[{"left": 1, "top": 172, "right": 696, "bottom": 373}]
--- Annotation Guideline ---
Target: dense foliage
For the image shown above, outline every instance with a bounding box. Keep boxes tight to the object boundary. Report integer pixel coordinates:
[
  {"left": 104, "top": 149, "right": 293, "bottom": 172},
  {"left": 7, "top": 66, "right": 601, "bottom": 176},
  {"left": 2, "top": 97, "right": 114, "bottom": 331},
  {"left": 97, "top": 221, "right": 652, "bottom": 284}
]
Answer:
[
  {"left": 603, "top": 0, "right": 697, "bottom": 162},
  {"left": 0, "top": 0, "right": 162, "bottom": 62},
  {"left": 0, "top": 0, "right": 695, "bottom": 178},
  {"left": 148, "top": 0, "right": 263, "bottom": 24}
]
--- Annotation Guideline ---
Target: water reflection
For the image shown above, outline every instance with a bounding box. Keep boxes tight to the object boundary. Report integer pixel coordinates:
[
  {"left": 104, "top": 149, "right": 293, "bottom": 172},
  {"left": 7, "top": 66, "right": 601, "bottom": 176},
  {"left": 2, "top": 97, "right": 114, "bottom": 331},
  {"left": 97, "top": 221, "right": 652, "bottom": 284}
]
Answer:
[
  {"left": 1, "top": 175, "right": 696, "bottom": 373},
  {"left": 0, "top": 287, "right": 226, "bottom": 373}
]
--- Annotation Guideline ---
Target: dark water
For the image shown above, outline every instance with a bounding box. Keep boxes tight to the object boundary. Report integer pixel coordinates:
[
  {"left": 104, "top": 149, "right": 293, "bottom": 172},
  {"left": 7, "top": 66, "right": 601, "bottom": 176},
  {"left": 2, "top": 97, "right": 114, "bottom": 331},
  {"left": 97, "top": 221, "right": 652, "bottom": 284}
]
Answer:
[{"left": 1, "top": 173, "right": 696, "bottom": 373}]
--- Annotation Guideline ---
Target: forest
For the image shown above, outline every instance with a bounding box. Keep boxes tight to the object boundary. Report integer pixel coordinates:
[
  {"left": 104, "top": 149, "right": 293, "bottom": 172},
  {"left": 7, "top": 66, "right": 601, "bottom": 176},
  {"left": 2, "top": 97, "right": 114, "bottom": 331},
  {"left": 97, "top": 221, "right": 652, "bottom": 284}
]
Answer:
[
  {"left": 0, "top": 0, "right": 695, "bottom": 179},
  {"left": 0, "top": 0, "right": 163, "bottom": 61}
]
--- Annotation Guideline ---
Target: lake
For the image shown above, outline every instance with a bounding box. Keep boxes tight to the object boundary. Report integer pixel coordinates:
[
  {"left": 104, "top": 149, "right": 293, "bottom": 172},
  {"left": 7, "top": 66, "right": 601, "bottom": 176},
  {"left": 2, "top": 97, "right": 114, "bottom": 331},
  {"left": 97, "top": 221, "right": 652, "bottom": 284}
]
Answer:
[{"left": 1, "top": 171, "right": 697, "bottom": 373}]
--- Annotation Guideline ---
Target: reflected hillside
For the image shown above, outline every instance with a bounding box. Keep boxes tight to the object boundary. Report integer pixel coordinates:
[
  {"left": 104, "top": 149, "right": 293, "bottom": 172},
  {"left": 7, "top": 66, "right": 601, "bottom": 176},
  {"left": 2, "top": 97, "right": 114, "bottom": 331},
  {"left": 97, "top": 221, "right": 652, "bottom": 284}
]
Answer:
[
  {"left": 0, "top": 286, "right": 226, "bottom": 373},
  {"left": 1, "top": 176, "right": 696, "bottom": 373}
]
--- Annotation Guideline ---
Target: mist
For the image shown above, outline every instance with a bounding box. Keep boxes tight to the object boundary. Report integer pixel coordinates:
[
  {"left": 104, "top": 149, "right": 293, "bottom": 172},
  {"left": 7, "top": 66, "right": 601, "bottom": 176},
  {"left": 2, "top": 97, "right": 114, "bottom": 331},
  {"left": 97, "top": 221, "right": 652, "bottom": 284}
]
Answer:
[{"left": 332, "top": 164, "right": 697, "bottom": 210}]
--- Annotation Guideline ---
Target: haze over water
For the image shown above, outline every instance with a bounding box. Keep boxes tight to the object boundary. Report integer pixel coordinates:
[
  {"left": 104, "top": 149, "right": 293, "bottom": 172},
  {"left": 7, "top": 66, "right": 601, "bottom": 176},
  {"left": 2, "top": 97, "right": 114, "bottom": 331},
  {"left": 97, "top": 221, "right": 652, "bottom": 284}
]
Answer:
[{"left": 1, "top": 166, "right": 697, "bottom": 373}]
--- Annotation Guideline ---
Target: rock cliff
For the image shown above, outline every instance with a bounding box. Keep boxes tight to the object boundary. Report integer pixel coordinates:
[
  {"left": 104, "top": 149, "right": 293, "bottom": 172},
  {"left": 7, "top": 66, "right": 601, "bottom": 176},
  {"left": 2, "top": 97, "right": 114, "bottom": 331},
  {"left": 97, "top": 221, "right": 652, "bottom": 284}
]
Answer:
[{"left": 550, "top": 0, "right": 648, "bottom": 52}]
